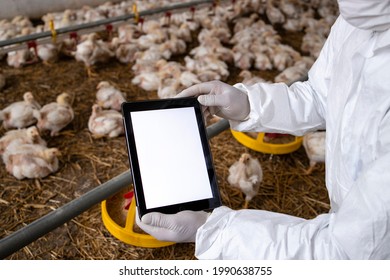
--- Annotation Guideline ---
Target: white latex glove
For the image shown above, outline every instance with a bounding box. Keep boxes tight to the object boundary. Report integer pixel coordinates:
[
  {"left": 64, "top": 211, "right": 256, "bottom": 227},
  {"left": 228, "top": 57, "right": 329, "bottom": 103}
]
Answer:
[
  {"left": 136, "top": 210, "right": 210, "bottom": 243},
  {"left": 176, "top": 80, "right": 250, "bottom": 121}
]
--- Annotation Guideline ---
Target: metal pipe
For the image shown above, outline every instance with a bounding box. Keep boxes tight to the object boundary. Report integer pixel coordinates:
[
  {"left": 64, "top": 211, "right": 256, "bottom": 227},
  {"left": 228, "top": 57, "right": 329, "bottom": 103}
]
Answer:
[
  {"left": 0, "top": 170, "right": 132, "bottom": 259},
  {"left": 0, "top": 0, "right": 124, "bottom": 20},
  {"left": 0, "top": 0, "right": 216, "bottom": 48},
  {"left": 0, "top": 119, "right": 230, "bottom": 259},
  {"left": 206, "top": 118, "right": 230, "bottom": 139}
]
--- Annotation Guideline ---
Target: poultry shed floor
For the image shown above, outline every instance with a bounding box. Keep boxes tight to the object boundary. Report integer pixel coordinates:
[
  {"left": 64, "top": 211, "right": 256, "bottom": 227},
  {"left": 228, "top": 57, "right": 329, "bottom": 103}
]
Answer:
[{"left": 0, "top": 28, "right": 329, "bottom": 260}]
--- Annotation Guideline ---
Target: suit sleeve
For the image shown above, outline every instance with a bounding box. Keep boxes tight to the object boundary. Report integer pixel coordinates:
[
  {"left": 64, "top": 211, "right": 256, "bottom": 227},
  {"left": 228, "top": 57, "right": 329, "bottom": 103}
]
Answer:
[{"left": 228, "top": 18, "right": 341, "bottom": 136}]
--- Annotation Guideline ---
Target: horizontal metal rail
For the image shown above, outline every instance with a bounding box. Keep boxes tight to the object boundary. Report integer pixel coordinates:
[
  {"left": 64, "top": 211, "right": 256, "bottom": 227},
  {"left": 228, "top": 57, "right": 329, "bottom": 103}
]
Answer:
[
  {"left": 0, "top": 118, "right": 230, "bottom": 259},
  {"left": 0, "top": 0, "right": 220, "bottom": 48}
]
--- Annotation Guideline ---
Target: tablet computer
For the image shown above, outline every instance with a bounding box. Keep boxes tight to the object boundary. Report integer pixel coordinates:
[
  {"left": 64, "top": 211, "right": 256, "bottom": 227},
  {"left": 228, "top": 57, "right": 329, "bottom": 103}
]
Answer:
[{"left": 122, "top": 97, "right": 221, "bottom": 218}]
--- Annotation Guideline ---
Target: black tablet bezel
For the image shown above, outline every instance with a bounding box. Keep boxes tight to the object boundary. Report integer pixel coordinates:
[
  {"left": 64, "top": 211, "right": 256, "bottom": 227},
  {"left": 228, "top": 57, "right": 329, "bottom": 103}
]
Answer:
[{"left": 122, "top": 97, "right": 221, "bottom": 218}]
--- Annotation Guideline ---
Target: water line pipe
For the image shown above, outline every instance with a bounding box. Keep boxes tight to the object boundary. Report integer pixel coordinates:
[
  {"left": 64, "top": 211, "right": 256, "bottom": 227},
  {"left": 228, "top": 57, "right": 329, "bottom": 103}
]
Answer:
[
  {"left": 0, "top": 0, "right": 217, "bottom": 48},
  {"left": 0, "top": 0, "right": 124, "bottom": 20}
]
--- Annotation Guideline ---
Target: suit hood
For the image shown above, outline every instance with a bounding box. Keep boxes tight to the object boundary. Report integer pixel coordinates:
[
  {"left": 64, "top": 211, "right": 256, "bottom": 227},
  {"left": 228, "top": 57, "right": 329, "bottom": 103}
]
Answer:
[{"left": 338, "top": 0, "right": 390, "bottom": 31}]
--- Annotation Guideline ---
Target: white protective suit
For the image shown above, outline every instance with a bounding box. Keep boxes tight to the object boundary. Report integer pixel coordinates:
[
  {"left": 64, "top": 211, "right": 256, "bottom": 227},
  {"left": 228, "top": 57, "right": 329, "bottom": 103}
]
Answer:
[{"left": 195, "top": 3, "right": 390, "bottom": 259}]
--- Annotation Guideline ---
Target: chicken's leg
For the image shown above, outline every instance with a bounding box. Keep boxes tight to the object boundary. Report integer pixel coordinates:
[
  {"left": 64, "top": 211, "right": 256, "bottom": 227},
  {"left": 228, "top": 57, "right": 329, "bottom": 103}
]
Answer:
[
  {"left": 304, "top": 161, "right": 316, "bottom": 175},
  {"left": 42, "top": 60, "right": 53, "bottom": 66},
  {"left": 86, "top": 65, "right": 97, "bottom": 78}
]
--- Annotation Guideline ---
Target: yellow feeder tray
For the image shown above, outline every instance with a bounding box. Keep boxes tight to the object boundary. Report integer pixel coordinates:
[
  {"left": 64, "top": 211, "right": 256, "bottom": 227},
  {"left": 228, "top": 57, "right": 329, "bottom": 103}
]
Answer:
[
  {"left": 101, "top": 194, "right": 175, "bottom": 248},
  {"left": 231, "top": 130, "right": 303, "bottom": 154}
]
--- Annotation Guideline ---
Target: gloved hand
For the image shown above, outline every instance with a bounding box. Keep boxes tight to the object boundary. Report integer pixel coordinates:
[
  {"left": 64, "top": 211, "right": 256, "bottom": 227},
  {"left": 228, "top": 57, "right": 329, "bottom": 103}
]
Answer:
[
  {"left": 176, "top": 81, "right": 250, "bottom": 121},
  {"left": 136, "top": 210, "right": 210, "bottom": 243}
]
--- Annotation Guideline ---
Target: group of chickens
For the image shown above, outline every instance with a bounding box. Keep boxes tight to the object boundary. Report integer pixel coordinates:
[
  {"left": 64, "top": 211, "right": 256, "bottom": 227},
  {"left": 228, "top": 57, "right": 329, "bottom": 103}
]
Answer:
[
  {"left": 0, "top": 79, "right": 131, "bottom": 179},
  {"left": 0, "top": 0, "right": 339, "bottom": 86},
  {"left": 0, "top": 91, "right": 73, "bottom": 179},
  {"left": 88, "top": 81, "right": 126, "bottom": 138}
]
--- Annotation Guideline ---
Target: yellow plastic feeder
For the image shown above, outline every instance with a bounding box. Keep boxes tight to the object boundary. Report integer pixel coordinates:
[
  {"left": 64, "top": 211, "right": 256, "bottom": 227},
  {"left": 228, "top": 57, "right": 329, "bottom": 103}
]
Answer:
[
  {"left": 101, "top": 193, "right": 175, "bottom": 248},
  {"left": 231, "top": 130, "right": 303, "bottom": 154}
]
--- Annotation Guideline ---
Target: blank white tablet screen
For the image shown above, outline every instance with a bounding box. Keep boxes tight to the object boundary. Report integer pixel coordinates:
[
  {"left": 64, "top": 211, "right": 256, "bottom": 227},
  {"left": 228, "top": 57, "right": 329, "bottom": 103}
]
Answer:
[{"left": 130, "top": 107, "right": 213, "bottom": 209}]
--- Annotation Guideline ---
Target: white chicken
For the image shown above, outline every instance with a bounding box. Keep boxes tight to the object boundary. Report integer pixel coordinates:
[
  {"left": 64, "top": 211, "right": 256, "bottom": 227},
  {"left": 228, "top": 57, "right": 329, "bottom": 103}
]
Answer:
[
  {"left": 111, "top": 38, "right": 138, "bottom": 64},
  {"left": 4, "top": 143, "right": 60, "bottom": 180},
  {"left": 116, "top": 24, "right": 138, "bottom": 43},
  {"left": 37, "top": 43, "right": 59, "bottom": 65},
  {"left": 88, "top": 105, "right": 124, "bottom": 138},
  {"left": 163, "top": 35, "right": 187, "bottom": 56},
  {"left": 179, "top": 71, "right": 201, "bottom": 88},
  {"left": 172, "top": 22, "right": 192, "bottom": 43},
  {"left": 274, "top": 56, "right": 313, "bottom": 83},
  {"left": 233, "top": 48, "right": 255, "bottom": 70},
  {"left": 227, "top": 153, "right": 263, "bottom": 209},
  {"left": 302, "top": 131, "right": 326, "bottom": 175},
  {"left": 271, "top": 45, "right": 300, "bottom": 72},
  {"left": 33, "top": 92, "right": 74, "bottom": 137},
  {"left": 96, "top": 81, "right": 126, "bottom": 111},
  {"left": 233, "top": 13, "right": 260, "bottom": 33},
  {"left": 0, "top": 126, "right": 46, "bottom": 157},
  {"left": 239, "top": 70, "right": 266, "bottom": 86},
  {"left": 280, "top": 0, "right": 301, "bottom": 18},
  {"left": 6, "top": 49, "right": 34, "bottom": 68},
  {"left": 157, "top": 78, "right": 182, "bottom": 99},
  {"left": 131, "top": 72, "right": 160, "bottom": 92},
  {"left": 156, "top": 59, "right": 185, "bottom": 80},
  {"left": 274, "top": 63, "right": 306, "bottom": 83},
  {"left": 0, "top": 92, "right": 41, "bottom": 129},
  {"left": 58, "top": 35, "right": 79, "bottom": 57},
  {"left": 197, "top": 70, "right": 222, "bottom": 82},
  {"left": 254, "top": 52, "right": 273, "bottom": 71},
  {"left": 266, "top": 0, "right": 286, "bottom": 25},
  {"left": 73, "top": 33, "right": 115, "bottom": 77}
]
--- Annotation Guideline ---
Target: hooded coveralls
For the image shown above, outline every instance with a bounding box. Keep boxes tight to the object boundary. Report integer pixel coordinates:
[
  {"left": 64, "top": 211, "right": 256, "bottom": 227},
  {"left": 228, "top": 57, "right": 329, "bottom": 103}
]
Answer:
[{"left": 195, "top": 7, "right": 390, "bottom": 259}]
